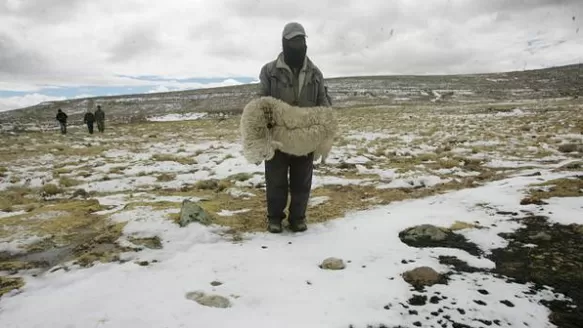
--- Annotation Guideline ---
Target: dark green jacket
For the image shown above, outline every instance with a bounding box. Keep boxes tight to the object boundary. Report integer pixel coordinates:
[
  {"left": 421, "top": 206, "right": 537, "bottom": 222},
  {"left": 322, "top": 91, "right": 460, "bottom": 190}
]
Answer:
[{"left": 258, "top": 52, "right": 331, "bottom": 107}]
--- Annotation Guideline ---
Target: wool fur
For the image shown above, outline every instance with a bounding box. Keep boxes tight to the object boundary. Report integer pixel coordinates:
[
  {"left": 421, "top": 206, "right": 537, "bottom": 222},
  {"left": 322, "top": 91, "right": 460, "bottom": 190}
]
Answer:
[{"left": 240, "top": 96, "right": 338, "bottom": 164}]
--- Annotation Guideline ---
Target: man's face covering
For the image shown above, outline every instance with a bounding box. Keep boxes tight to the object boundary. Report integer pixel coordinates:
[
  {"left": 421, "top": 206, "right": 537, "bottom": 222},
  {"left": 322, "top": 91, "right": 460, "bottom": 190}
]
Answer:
[{"left": 283, "top": 36, "right": 307, "bottom": 70}]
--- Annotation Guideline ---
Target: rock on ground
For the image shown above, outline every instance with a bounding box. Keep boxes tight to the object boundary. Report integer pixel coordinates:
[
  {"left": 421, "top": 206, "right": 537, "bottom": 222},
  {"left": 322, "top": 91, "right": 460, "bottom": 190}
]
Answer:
[
  {"left": 400, "top": 224, "right": 449, "bottom": 242},
  {"left": 402, "top": 266, "right": 445, "bottom": 289},
  {"left": 185, "top": 291, "right": 231, "bottom": 308},
  {"left": 179, "top": 200, "right": 213, "bottom": 227},
  {"left": 320, "top": 257, "right": 346, "bottom": 270},
  {"left": 398, "top": 224, "right": 482, "bottom": 256}
]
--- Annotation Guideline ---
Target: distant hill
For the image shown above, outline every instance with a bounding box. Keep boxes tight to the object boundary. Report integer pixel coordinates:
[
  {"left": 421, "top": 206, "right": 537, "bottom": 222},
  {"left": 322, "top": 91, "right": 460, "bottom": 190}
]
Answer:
[{"left": 1, "top": 63, "right": 581, "bottom": 131}]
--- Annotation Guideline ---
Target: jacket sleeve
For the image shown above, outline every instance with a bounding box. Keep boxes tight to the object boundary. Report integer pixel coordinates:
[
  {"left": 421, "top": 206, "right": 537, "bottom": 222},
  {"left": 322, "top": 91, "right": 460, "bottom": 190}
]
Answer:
[
  {"left": 315, "top": 70, "right": 331, "bottom": 107},
  {"left": 258, "top": 64, "right": 270, "bottom": 97}
]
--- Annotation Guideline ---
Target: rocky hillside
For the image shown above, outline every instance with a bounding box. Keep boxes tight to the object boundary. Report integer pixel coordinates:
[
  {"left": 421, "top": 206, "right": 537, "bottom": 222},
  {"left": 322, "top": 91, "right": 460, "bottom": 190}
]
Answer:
[{"left": 1, "top": 63, "right": 581, "bottom": 131}]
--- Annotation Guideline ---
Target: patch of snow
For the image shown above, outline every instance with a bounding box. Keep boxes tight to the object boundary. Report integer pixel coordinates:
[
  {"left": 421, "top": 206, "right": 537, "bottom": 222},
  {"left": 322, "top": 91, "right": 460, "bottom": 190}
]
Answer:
[
  {"left": 147, "top": 112, "right": 208, "bottom": 122},
  {"left": 308, "top": 196, "right": 330, "bottom": 207},
  {"left": 0, "top": 210, "right": 26, "bottom": 219},
  {"left": 377, "top": 175, "right": 450, "bottom": 189},
  {"left": 0, "top": 172, "right": 580, "bottom": 327},
  {"left": 0, "top": 235, "right": 48, "bottom": 254},
  {"left": 217, "top": 209, "right": 251, "bottom": 217},
  {"left": 226, "top": 188, "right": 256, "bottom": 198}
]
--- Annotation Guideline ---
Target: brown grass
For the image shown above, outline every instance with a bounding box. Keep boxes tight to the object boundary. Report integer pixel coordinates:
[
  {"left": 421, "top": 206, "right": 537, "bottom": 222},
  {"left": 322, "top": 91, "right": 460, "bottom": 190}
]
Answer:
[{"left": 528, "top": 176, "right": 583, "bottom": 199}]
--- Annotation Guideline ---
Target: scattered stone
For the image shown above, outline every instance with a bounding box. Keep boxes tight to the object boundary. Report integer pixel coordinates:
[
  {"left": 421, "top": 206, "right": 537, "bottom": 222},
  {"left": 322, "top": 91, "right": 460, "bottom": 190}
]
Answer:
[
  {"left": 137, "top": 261, "right": 149, "bottom": 266},
  {"left": 261, "top": 246, "right": 268, "bottom": 249},
  {"left": 457, "top": 308, "right": 466, "bottom": 315},
  {"left": 320, "top": 257, "right": 346, "bottom": 270},
  {"left": 520, "top": 196, "right": 548, "bottom": 205},
  {"left": 431, "top": 311, "right": 440, "bottom": 316},
  {"left": 473, "top": 300, "right": 487, "bottom": 306},
  {"left": 409, "top": 310, "right": 418, "bottom": 315},
  {"left": 185, "top": 291, "right": 231, "bottom": 308},
  {"left": 178, "top": 199, "right": 213, "bottom": 227},
  {"left": 493, "top": 320, "right": 502, "bottom": 326},
  {"left": 408, "top": 294, "right": 428, "bottom": 306},
  {"left": 558, "top": 143, "right": 583, "bottom": 153},
  {"left": 496, "top": 210, "right": 519, "bottom": 216},
  {"left": 477, "top": 319, "right": 493, "bottom": 326},
  {"left": 383, "top": 304, "right": 391, "bottom": 310},
  {"left": 430, "top": 296, "right": 441, "bottom": 304},
  {"left": 306, "top": 281, "right": 312, "bottom": 285},
  {"left": 211, "top": 281, "right": 223, "bottom": 287},
  {"left": 500, "top": 300, "right": 515, "bottom": 307},
  {"left": 399, "top": 224, "right": 482, "bottom": 256},
  {"left": 402, "top": 266, "right": 446, "bottom": 289},
  {"left": 477, "top": 289, "right": 490, "bottom": 295},
  {"left": 529, "top": 232, "right": 552, "bottom": 241},
  {"left": 401, "top": 224, "right": 449, "bottom": 241},
  {"left": 413, "top": 322, "right": 422, "bottom": 327},
  {"left": 523, "top": 172, "right": 542, "bottom": 177}
]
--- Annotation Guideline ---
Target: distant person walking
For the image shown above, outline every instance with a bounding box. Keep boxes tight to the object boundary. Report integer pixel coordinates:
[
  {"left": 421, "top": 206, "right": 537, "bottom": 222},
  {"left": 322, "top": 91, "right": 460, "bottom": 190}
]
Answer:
[
  {"left": 95, "top": 105, "right": 105, "bottom": 133},
  {"left": 56, "top": 109, "right": 68, "bottom": 134},
  {"left": 84, "top": 110, "right": 95, "bottom": 134}
]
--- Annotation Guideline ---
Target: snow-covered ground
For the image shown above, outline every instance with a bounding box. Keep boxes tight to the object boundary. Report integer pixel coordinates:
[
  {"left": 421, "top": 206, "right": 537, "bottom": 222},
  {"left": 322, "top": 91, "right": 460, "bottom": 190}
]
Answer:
[
  {"left": 0, "top": 170, "right": 581, "bottom": 327},
  {"left": 0, "top": 100, "right": 582, "bottom": 327}
]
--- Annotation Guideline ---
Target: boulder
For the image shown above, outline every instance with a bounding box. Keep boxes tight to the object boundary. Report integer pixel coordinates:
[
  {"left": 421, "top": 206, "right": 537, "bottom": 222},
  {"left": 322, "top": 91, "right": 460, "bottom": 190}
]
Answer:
[
  {"left": 186, "top": 291, "right": 231, "bottom": 308},
  {"left": 320, "top": 257, "right": 346, "bottom": 270},
  {"left": 402, "top": 267, "right": 444, "bottom": 288},
  {"left": 179, "top": 200, "right": 212, "bottom": 227},
  {"left": 400, "top": 224, "right": 450, "bottom": 242}
]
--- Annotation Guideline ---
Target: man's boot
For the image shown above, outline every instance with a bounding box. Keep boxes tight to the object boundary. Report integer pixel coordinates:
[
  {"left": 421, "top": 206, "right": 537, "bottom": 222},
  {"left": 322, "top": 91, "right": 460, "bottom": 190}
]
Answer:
[{"left": 267, "top": 219, "right": 283, "bottom": 233}]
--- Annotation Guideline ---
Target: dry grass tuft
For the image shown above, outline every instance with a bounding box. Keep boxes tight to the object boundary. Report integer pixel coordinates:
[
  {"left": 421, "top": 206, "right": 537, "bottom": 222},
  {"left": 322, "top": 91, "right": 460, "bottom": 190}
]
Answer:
[
  {"left": 152, "top": 154, "right": 197, "bottom": 165},
  {"left": 156, "top": 173, "right": 177, "bottom": 182},
  {"left": 528, "top": 176, "right": 583, "bottom": 200}
]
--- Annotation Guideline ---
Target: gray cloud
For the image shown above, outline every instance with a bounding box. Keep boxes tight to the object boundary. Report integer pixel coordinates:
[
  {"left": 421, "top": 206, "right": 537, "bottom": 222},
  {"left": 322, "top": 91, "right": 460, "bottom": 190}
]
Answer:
[
  {"left": 0, "top": 0, "right": 88, "bottom": 23},
  {"left": 0, "top": 33, "right": 50, "bottom": 75},
  {"left": 107, "top": 26, "right": 163, "bottom": 63},
  {"left": 0, "top": 0, "right": 581, "bottom": 94}
]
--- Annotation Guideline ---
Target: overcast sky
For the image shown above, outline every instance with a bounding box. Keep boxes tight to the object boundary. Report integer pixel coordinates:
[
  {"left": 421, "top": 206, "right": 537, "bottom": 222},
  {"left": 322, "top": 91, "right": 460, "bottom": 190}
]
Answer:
[{"left": 0, "top": 0, "right": 581, "bottom": 111}]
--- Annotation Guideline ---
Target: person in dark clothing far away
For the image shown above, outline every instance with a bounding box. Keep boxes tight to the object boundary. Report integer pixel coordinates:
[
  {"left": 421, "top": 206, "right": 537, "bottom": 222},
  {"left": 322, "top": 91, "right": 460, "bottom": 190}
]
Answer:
[
  {"left": 56, "top": 109, "right": 68, "bottom": 134},
  {"left": 258, "top": 22, "right": 331, "bottom": 233},
  {"left": 95, "top": 105, "right": 105, "bottom": 133},
  {"left": 84, "top": 110, "right": 95, "bottom": 134}
]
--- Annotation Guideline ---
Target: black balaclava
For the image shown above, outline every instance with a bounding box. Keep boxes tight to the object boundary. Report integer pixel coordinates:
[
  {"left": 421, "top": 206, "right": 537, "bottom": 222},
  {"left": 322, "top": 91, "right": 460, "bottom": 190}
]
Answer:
[{"left": 282, "top": 35, "right": 307, "bottom": 71}]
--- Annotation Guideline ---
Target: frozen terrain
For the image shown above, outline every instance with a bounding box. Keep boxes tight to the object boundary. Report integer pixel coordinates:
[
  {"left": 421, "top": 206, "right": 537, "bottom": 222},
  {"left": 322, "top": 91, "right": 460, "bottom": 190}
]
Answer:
[{"left": 0, "top": 96, "right": 582, "bottom": 328}]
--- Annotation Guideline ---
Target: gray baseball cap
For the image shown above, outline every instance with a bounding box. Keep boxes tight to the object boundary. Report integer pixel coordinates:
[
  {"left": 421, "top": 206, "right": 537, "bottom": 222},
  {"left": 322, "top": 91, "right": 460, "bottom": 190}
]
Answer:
[{"left": 282, "top": 22, "right": 307, "bottom": 40}]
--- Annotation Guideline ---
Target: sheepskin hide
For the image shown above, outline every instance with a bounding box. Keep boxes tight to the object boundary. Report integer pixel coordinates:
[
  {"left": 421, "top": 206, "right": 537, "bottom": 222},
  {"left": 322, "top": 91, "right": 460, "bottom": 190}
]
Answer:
[{"left": 240, "top": 96, "right": 338, "bottom": 164}]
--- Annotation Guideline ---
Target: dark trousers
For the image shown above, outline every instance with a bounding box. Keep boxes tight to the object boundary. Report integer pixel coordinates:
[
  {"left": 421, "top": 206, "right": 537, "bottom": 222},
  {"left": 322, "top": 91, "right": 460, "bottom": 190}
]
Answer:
[
  {"left": 59, "top": 122, "right": 67, "bottom": 134},
  {"left": 97, "top": 120, "right": 104, "bottom": 132},
  {"left": 87, "top": 122, "right": 94, "bottom": 134},
  {"left": 264, "top": 150, "right": 314, "bottom": 223}
]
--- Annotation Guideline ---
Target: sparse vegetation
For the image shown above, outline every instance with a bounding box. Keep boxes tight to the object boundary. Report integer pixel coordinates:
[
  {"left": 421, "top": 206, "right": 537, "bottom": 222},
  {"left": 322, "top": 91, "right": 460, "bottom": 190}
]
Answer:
[
  {"left": 41, "top": 183, "right": 62, "bottom": 196},
  {"left": 152, "top": 154, "right": 197, "bottom": 165}
]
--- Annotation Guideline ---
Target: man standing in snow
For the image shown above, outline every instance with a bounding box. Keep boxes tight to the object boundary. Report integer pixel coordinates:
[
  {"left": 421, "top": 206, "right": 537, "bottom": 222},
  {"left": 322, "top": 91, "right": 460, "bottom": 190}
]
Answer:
[
  {"left": 56, "top": 109, "right": 68, "bottom": 134},
  {"left": 95, "top": 105, "right": 105, "bottom": 133},
  {"left": 257, "top": 22, "right": 331, "bottom": 233}
]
